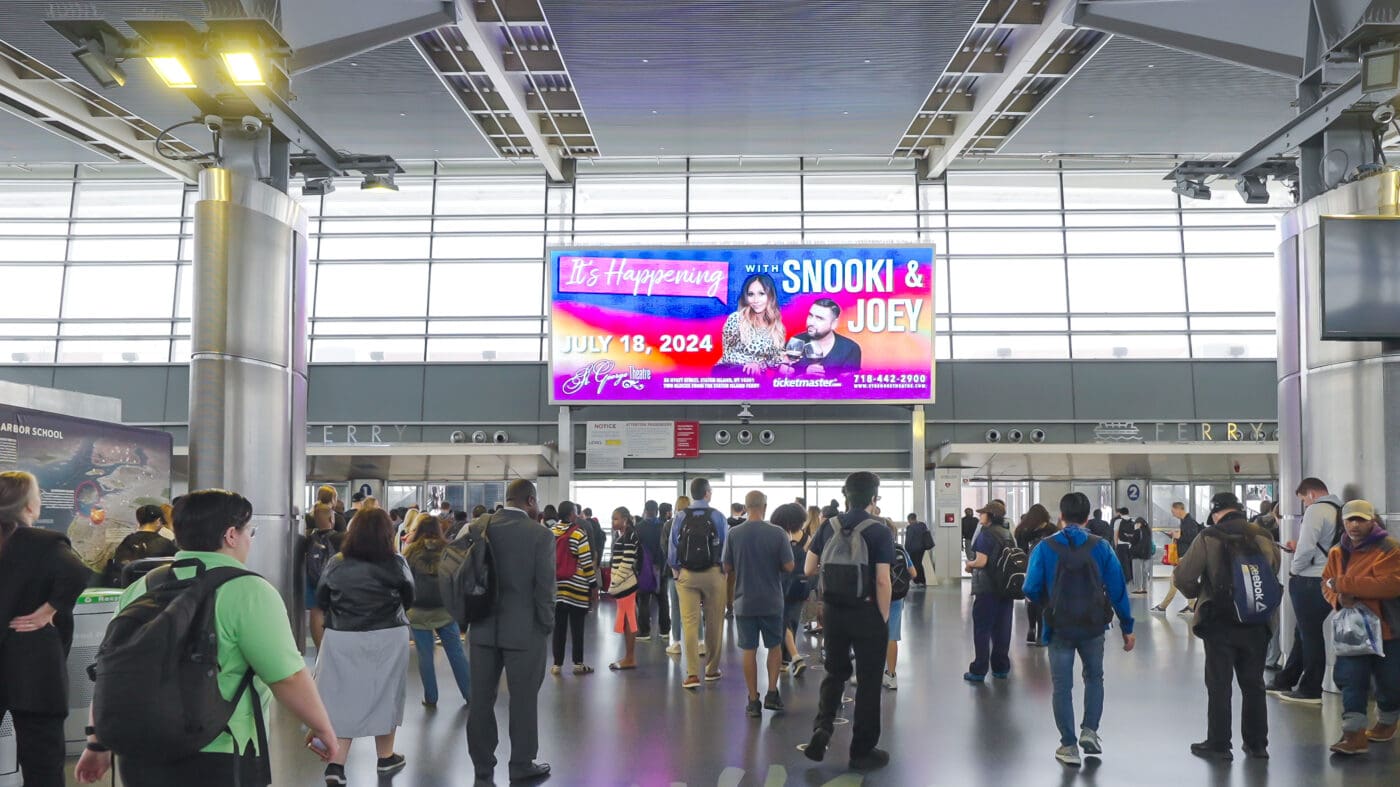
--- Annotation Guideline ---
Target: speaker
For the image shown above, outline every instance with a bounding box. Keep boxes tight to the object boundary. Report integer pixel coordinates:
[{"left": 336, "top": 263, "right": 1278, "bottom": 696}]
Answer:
[
  {"left": 758, "top": 429, "right": 776, "bottom": 445},
  {"left": 449, "top": 430, "right": 467, "bottom": 444},
  {"left": 1007, "top": 429, "right": 1023, "bottom": 443},
  {"left": 493, "top": 431, "right": 510, "bottom": 444},
  {"left": 985, "top": 429, "right": 1001, "bottom": 443},
  {"left": 714, "top": 429, "right": 732, "bottom": 446},
  {"left": 737, "top": 429, "right": 754, "bottom": 445},
  {"left": 1029, "top": 428, "right": 1047, "bottom": 444}
]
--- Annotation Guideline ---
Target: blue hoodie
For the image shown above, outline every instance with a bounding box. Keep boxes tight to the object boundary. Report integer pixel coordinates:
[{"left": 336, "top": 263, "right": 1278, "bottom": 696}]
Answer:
[{"left": 1021, "top": 524, "right": 1135, "bottom": 643}]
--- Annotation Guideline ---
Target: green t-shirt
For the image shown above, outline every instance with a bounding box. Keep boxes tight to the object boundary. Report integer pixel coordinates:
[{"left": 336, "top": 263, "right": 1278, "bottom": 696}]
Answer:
[{"left": 116, "top": 550, "right": 305, "bottom": 755}]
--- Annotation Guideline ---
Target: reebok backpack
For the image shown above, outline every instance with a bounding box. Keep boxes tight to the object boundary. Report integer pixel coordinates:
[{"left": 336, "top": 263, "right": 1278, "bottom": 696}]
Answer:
[
  {"left": 1045, "top": 535, "right": 1114, "bottom": 636},
  {"left": 890, "top": 543, "right": 913, "bottom": 601},
  {"left": 678, "top": 508, "right": 720, "bottom": 571},
  {"left": 441, "top": 516, "right": 499, "bottom": 626},
  {"left": 1206, "top": 529, "right": 1282, "bottom": 626},
  {"left": 555, "top": 524, "right": 581, "bottom": 581},
  {"left": 89, "top": 560, "right": 264, "bottom": 764},
  {"left": 989, "top": 532, "right": 1029, "bottom": 600},
  {"left": 304, "top": 529, "right": 337, "bottom": 587},
  {"left": 819, "top": 518, "right": 878, "bottom": 605}
]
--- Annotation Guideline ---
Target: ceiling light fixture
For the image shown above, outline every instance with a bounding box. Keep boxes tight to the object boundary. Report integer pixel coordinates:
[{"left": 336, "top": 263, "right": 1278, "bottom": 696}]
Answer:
[
  {"left": 1172, "top": 177, "right": 1212, "bottom": 200},
  {"left": 74, "top": 41, "right": 127, "bottom": 88},
  {"left": 147, "top": 55, "right": 196, "bottom": 88},
  {"left": 1235, "top": 174, "right": 1270, "bottom": 204},
  {"left": 360, "top": 173, "right": 398, "bottom": 192},
  {"left": 48, "top": 20, "right": 132, "bottom": 88},
  {"left": 302, "top": 177, "right": 336, "bottom": 196},
  {"left": 220, "top": 51, "right": 264, "bottom": 85}
]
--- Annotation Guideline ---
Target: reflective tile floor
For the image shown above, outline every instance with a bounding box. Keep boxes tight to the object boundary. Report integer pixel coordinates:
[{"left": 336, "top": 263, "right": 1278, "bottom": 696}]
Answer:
[{"left": 67, "top": 579, "right": 1400, "bottom": 786}]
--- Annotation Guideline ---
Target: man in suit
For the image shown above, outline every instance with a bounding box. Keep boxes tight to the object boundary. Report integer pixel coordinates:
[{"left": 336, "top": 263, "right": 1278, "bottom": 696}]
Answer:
[{"left": 466, "top": 479, "right": 555, "bottom": 785}]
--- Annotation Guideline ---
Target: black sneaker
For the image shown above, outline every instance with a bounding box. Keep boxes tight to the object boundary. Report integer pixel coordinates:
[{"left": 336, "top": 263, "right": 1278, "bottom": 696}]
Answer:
[
  {"left": 849, "top": 748, "right": 891, "bottom": 771},
  {"left": 324, "top": 764, "right": 347, "bottom": 786},
  {"left": 764, "top": 689, "right": 784, "bottom": 712},
  {"left": 746, "top": 697, "right": 762, "bottom": 717},
  {"left": 1190, "top": 742, "right": 1234, "bottom": 762},
  {"left": 804, "top": 729, "right": 831, "bottom": 762},
  {"left": 377, "top": 753, "right": 407, "bottom": 775},
  {"left": 1243, "top": 745, "right": 1269, "bottom": 760}
]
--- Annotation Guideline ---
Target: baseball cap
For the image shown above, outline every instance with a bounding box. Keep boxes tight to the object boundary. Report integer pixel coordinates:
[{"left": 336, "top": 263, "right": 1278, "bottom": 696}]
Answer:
[
  {"left": 135, "top": 504, "right": 165, "bottom": 525},
  {"left": 1342, "top": 500, "right": 1378, "bottom": 521},
  {"left": 1209, "top": 492, "right": 1242, "bottom": 515},
  {"left": 976, "top": 500, "right": 1006, "bottom": 518}
]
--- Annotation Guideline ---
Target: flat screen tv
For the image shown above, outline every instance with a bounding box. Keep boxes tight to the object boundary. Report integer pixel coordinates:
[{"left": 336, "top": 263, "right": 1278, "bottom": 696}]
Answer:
[{"left": 1320, "top": 215, "right": 1400, "bottom": 340}]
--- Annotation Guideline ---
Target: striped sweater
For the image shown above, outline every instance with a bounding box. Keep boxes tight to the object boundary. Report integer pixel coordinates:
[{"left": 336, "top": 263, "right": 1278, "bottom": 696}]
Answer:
[{"left": 552, "top": 521, "right": 596, "bottom": 608}]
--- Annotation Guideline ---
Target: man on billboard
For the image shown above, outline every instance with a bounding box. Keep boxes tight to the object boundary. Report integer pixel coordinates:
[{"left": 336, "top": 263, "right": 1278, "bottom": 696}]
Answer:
[{"left": 781, "top": 299, "right": 863, "bottom": 377}]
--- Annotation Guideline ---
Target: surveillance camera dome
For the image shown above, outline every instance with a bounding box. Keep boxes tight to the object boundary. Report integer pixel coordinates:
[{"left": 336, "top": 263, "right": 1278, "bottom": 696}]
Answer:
[
  {"left": 449, "top": 430, "right": 467, "bottom": 444},
  {"left": 714, "top": 429, "right": 732, "bottom": 446},
  {"left": 985, "top": 428, "right": 1001, "bottom": 443},
  {"left": 1007, "top": 428, "right": 1024, "bottom": 443},
  {"left": 737, "top": 429, "right": 754, "bottom": 445},
  {"left": 758, "top": 429, "right": 776, "bottom": 445},
  {"left": 1029, "top": 428, "right": 1047, "bottom": 444},
  {"left": 493, "top": 430, "right": 510, "bottom": 444},
  {"left": 1374, "top": 104, "right": 1396, "bottom": 125},
  {"left": 203, "top": 114, "right": 224, "bottom": 133},
  {"left": 240, "top": 115, "right": 263, "bottom": 134},
  {"left": 471, "top": 430, "right": 488, "bottom": 444}
]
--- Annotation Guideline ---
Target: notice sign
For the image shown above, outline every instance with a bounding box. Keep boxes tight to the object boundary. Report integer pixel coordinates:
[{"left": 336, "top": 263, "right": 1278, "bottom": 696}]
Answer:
[
  {"left": 549, "top": 246, "right": 935, "bottom": 404},
  {"left": 586, "top": 421, "right": 703, "bottom": 469}
]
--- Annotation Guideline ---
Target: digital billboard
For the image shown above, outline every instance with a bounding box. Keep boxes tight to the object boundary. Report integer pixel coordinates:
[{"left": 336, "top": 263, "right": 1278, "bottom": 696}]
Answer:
[{"left": 548, "top": 246, "right": 935, "bottom": 404}]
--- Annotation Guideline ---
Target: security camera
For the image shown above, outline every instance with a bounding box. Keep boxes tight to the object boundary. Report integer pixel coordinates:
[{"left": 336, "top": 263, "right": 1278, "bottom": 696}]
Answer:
[
  {"left": 240, "top": 115, "right": 264, "bottom": 135},
  {"left": 1029, "top": 428, "right": 1047, "bottom": 444},
  {"left": 758, "top": 429, "right": 776, "bottom": 445},
  {"left": 203, "top": 114, "right": 224, "bottom": 133},
  {"left": 714, "top": 429, "right": 732, "bottom": 446},
  {"left": 737, "top": 429, "right": 754, "bottom": 445},
  {"left": 492, "top": 430, "right": 510, "bottom": 444},
  {"left": 1007, "top": 428, "right": 1024, "bottom": 444},
  {"left": 471, "top": 430, "right": 488, "bottom": 444},
  {"left": 985, "top": 428, "right": 1001, "bottom": 443},
  {"left": 737, "top": 403, "right": 754, "bottom": 425},
  {"left": 449, "top": 430, "right": 467, "bottom": 444},
  {"left": 1374, "top": 104, "right": 1396, "bottom": 125}
]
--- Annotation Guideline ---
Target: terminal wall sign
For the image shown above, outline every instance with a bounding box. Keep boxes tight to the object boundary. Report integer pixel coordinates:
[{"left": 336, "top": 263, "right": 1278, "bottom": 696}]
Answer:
[
  {"left": 1092, "top": 421, "right": 1277, "bottom": 444},
  {"left": 585, "top": 421, "right": 701, "bottom": 470}
]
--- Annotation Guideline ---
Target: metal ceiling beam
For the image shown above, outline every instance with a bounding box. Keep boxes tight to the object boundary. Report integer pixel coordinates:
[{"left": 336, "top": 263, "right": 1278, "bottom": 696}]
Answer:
[
  {"left": 448, "top": 0, "right": 565, "bottom": 181},
  {"left": 288, "top": 6, "right": 457, "bottom": 73},
  {"left": 923, "top": 0, "right": 1081, "bottom": 179},
  {"left": 0, "top": 44, "right": 201, "bottom": 183}
]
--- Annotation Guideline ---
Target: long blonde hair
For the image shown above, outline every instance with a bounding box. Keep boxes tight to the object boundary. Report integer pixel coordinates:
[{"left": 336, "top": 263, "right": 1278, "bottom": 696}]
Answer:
[
  {"left": 675, "top": 495, "right": 692, "bottom": 513},
  {"left": 804, "top": 505, "right": 823, "bottom": 538},
  {"left": 737, "top": 273, "right": 785, "bottom": 348},
  {"left": 0, "top": 471, "right": 37, "bottom": 544}
]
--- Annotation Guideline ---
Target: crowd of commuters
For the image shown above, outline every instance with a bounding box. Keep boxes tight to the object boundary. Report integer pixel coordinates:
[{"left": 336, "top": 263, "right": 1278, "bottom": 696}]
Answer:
[{"left": 0, "top": 467, "right": 1397, "bottom": 786}]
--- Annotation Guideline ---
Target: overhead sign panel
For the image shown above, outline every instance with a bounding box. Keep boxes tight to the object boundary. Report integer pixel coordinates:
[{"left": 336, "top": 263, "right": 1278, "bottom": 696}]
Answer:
[{"left": 548, "top": 246, "right": 936, "bottom": 404}]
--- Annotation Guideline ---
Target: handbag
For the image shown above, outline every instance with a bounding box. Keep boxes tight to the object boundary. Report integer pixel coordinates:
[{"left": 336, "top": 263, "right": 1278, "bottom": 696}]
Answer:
[{"left": 608, "top": 543, "right": 639, "bottom": 598}]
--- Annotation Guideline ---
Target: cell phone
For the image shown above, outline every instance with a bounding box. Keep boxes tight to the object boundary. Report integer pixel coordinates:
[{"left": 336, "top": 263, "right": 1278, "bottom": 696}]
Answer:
[{"left": 308, "top": 737, "right": 328, "bottom": 755}]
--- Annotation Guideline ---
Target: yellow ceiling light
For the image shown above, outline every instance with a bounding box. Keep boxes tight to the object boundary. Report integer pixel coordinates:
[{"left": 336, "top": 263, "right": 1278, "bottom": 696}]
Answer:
[
  {"left": 220, "top": 51, "right": 264, "bottom": 86},
  {"left": 147, "top": 55, "right": 195, "bottom": 88}
]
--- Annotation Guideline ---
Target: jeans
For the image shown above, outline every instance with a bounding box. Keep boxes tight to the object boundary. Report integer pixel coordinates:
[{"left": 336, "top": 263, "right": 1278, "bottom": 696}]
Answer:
[
  {"left": 411, "top": 622, "right": 471, "bottom": 704},
  {"left": 908, "top": 548, "right": 927, "bottom": 584},
  {"left": 636, "top": 586, "right": 670, "bottom": 638},
  {"left": 1132, "top": 559, "right": 1153, "bottom": 593},
  {"left": 552, "top": 603, "right": 588, "bottom": 666},
  {"left": 1202, "top": 624, "right": 1270, "bottom": 749},
  {"left": 1275, "top": 575, "right": 1329, "bottom": 695},
  {"left": 1334, "top": 640, "right": 1400, "bottom": 733},
  {"left": 969, "top": 593, "right": 1014, "bottom": 676},
  {"left": 813, "top": 602, "right": 888, "bottom": 758},
  {"left": 1049, "top": 634, "right": 1106, "bottom": 747}
]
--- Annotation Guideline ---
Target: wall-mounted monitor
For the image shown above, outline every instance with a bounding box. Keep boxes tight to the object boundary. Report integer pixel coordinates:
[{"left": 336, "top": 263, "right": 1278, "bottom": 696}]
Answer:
[
  {"left": 547, "top": 245, "right": 936, "bottom": 404},
  {"left": 1320, "top": 216, "right": 1400, "bottom": 340}
]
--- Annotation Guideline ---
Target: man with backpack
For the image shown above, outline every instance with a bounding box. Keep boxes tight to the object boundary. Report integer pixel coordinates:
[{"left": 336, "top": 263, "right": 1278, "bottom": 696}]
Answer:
[
  {"left": 100, "top": 504, "right": 178, "bottom": 587},
  {"left": 668, "top": 479, "right": 730, "bottom": 689},
  {"left": 905, "top": 513, "right": 933, "bottom": 587},
  {"left": 1022, "top": 492, "right": 1135, "bottom": 767},
  {"left": 803, "top": 471, "right": 894, "bottom": 772},
  {"left": 1173, "top": 492, "right": 1282, "bottom": 761},
  {"left": 1266, "top": 477, "right": 1344, "bottom": 706},
  {"left": 75, "top": 490, "right": 339, "bottom": 787},
  {"left": 463, "top": 480, "right": 555, "bottom": 785},
  {"left": 963, "top": 501, "right": 1021, "bottom": 682},
  {"left": 634, "top": 500, "right": 671, "bottom": 641}
]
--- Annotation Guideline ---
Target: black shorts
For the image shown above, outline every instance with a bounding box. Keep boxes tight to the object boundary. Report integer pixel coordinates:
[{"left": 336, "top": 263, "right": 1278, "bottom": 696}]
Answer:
[{"left": 118, "top": 747, "right": 267, "bottom": 787}]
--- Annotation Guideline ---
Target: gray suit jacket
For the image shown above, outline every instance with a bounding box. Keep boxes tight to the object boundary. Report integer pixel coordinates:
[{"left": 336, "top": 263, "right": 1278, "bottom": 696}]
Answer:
[{"left": 467, "top": 509, "right": 555, "bottom": 650}]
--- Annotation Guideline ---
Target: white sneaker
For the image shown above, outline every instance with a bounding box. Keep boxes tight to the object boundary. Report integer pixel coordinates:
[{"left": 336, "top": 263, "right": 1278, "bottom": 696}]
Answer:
[
  {"left": 665, "top": 642, "right": 680, "bottom": 656},
  {"left": 882, "top": 671, "right": 897, "bottom": 691},
  {"left": 1056, "top": 745, "right": 1082, "bottom": 766},
  {"left": 1079, "top": 728, "right": 1102, "bottom": 756},
  {"left": 789, "top": 657, "right": 807, "bottom": 677}
]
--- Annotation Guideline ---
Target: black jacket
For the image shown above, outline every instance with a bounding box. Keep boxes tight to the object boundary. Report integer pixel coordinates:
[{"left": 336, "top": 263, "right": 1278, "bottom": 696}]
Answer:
[
  {"left": 317, "top": 553, "right": 414, "bottom": 632},
  {"left": 0, "top": 527, "right": 93, "bottom": 712},
  {"left": 1178, "top": 514, "right": 1203, "bottom": 554},
  {"left": 1087, "top": 518, "right": 1114, "bottom": 542}
]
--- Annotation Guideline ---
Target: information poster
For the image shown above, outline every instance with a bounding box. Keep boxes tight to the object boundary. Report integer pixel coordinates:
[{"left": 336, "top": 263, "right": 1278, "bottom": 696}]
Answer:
[
  {"left": 0, "top": 404, "right": 173, "bottom": 570},
  {"left": 550, "top": 246, "right": 935, "bottom": 404},
  {"left": 585, "top": 421, "right": 703, "bottom": 469}
]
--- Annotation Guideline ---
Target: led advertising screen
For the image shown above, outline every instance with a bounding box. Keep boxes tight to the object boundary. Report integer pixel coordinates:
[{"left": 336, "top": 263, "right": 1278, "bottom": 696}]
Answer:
[{"left": 548, "top": 246, "right": 935, "bottom": 404}]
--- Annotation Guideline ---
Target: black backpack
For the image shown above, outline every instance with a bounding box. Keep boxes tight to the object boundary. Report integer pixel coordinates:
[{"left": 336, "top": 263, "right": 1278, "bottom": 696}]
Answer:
[
  {"left": 988, "top": 530, "right": 1028, "bottom": 600},
  {"left": 304, "top": 529, "right": 338, "bottom": 587},
  {"left": 1045, "top": 535, "right": 1114, "bottom": 636},
  {"left": 89, "top": 560, "right": 267, "bottom": 766},
  {"left": 678, "top": 508, "right": 720, "bottom": 571},
  {"left": 440, "top": 515, "right": 499, "bottom": 626},
  {"left": 891, "top": 543, "right": 913, "bottom": 601},
  {"left": 101, "top": 531, "right": 177, "bottom": 587}
]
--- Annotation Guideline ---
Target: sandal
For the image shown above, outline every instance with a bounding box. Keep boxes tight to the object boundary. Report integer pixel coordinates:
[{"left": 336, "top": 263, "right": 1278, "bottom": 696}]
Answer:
[
  {"left": 573, "top": 664, "right": 595, "bottom": 675},
  {"left": 608, "top": 662, "right": 636, "bottom": 671}
]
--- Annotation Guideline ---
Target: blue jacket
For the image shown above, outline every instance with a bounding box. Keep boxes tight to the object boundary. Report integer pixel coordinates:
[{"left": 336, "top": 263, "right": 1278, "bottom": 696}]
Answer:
[
  {"left": 668, "top": 502, "right": 729, "bottom": 570},
  {"left": 1021, "top": 525, "right": 1135, "bottom": 642}
]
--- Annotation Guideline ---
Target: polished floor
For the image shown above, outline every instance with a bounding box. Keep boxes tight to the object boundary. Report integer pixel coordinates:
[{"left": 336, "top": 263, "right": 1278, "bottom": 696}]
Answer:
[{"left": 65, "top": 577, "right": 1400, "bottom": 786}]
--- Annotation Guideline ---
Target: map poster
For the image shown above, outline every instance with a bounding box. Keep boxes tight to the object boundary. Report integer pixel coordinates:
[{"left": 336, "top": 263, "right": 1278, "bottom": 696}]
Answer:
[{"left": 0, "top": 403, "right": 173, "bottom": 571}]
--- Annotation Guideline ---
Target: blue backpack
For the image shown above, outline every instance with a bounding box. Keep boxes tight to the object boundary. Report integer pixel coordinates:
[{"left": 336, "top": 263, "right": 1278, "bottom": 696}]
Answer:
[
  {"left": 1045, "top": 534, "right": 1114, "bottom": 636},
  {"left": 1205, "top": 529, "right": 1282, "bottom": 625}
]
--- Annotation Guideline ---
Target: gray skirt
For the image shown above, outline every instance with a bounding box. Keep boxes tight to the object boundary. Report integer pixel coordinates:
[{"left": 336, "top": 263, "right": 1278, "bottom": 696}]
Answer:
[{"left": 314, "top": 626, "right": 409, "bottom": 738}]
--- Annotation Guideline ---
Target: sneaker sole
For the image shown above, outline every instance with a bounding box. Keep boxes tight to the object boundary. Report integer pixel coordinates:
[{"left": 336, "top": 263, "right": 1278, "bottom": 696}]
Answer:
[
  {"left": 804, "top": 730, "right": 831, "bottom": 762},
  {"left": 1055, "top": 754, "right": 1081, "bottom": 767},
  {"left": 376, "top": 763, "right": 406, "bottom": 776},
  {"left": 1279, "top": 696, "right": 1323, "bottom": 706},
  {"left": 325, "top": 775, "right": 347, "bottom": 786},
  {"left": 1368, "top": 733, "right": 1397, "bottom": 742},
  {"left": 1330, "top": 747, "right": 1367, "bottom": 756},
  {"left": 683, "top": 682, "right": 700, "bottom": 690}
]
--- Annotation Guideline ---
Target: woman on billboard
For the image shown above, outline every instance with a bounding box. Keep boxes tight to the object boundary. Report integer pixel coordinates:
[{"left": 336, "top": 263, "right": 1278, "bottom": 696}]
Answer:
[{"left": 716, "top": 273, "right": 786, "bottom": 375}]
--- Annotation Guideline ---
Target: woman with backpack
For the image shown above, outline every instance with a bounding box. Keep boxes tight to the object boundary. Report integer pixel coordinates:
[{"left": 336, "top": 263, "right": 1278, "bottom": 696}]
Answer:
[
  {"left": 1014, "top": 504, "right": 1058, "bottom": 645},
  {"left": 304, "top": 503, "right": 344, "bottom": 652},
  {"left": 1130, "top": 518, "right": 1156, "bottom": 595},
  {"left": 315, "top": 508, "right": 415, "bottom": 785},
  {"left": 403, "top": 516, "right": 471, "bottom": 708},
  {"left": 551, "top": 501, "right": 597, "bottom": 675},
  {"left": 607, "top": 506, "right": 642, "bottom": 671},
  {"left": 0, "top": 471, "right": 92, "bottom": 787}
]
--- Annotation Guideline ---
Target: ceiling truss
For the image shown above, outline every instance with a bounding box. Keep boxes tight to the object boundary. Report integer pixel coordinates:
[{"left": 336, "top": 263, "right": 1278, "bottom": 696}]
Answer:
[{"left": 896, "top": 0, "right": 1107, "bottom": 176}]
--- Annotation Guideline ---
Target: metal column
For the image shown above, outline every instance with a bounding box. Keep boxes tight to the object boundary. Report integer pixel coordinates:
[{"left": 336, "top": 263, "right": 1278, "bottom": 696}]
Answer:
[
  {"left": 188, "top": 167, "right": 309, "bottom": 636},
  {"left": 557, "top": 405, "right": 573, "bottom": 500}
]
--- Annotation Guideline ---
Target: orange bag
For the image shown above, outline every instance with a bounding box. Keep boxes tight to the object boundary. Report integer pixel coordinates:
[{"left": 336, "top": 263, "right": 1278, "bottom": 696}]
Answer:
[{"left": 1162, "top": 542, "right": 1179, "bottom": 566}]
